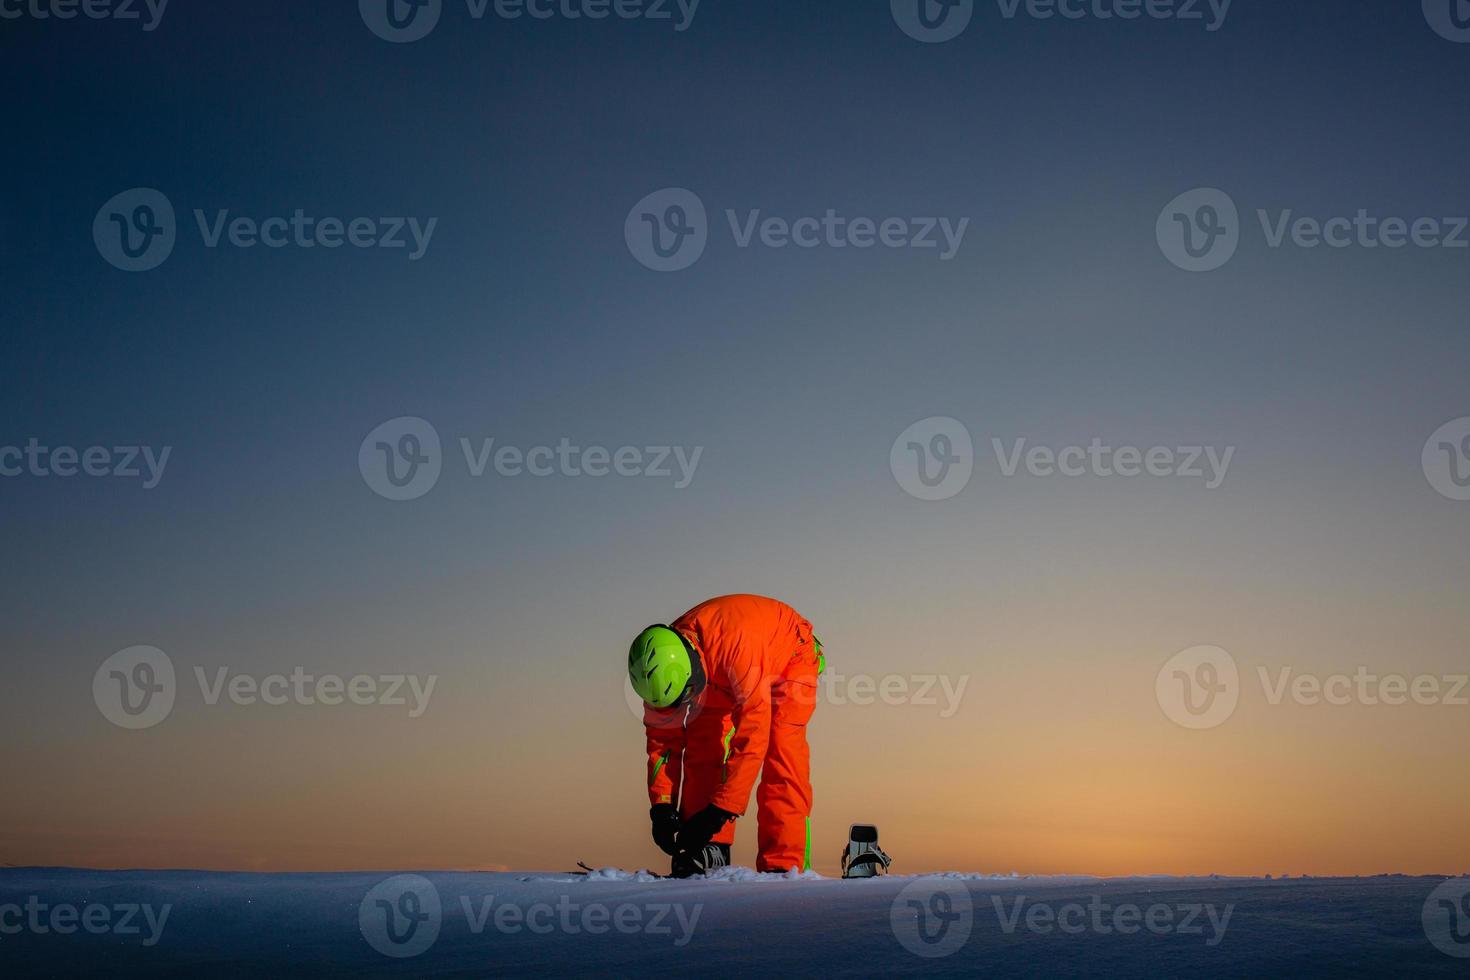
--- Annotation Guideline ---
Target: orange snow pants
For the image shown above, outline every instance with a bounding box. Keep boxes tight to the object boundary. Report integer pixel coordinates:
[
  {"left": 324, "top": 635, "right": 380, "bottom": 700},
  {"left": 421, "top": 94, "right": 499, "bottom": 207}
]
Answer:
[{"left": 679, "top": 646, "right": 820, "bottom": 873}]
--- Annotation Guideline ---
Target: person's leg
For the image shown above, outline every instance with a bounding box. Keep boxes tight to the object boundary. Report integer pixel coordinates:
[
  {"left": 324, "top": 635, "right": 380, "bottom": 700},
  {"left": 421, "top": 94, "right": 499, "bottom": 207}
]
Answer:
[{"left": 755, "top": 643, "right": 820, "bottom": 872}]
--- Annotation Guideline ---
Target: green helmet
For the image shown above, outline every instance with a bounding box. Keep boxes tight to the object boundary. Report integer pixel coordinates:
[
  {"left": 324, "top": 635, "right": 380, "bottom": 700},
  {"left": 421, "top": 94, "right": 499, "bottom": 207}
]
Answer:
[{"left": 628, "top": 625, "right": 692, "bottom": 708}]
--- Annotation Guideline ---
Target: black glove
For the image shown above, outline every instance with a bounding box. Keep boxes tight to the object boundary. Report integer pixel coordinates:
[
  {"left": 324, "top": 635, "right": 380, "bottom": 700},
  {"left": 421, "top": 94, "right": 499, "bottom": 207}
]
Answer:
[
  {"left": 650, "top": 804, "right": 680, "bottom": 856},
  {"left": 674, "top": 804, "right": 735, "bottom": 853}
]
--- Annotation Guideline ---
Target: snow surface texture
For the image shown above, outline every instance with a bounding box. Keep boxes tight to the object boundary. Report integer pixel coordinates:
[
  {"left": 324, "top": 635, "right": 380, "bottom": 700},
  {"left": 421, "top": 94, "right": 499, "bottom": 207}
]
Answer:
[
  {"left": 1, "top": 867, "right": 1465, "bottom": 978},
  {"left": 576, "top": 866, "right": 826, "bottom": 883}
]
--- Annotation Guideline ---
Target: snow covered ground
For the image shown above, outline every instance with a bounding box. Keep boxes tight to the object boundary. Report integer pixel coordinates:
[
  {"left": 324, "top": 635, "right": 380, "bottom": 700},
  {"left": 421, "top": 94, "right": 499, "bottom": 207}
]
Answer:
[{"left": 1, "top": 867, "right": 1466, "bottom": 977}]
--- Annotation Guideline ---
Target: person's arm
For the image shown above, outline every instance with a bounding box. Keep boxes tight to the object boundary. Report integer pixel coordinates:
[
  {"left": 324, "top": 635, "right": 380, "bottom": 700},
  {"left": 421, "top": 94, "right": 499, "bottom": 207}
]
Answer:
[{"left": 643, "top": 704, "right": 686, "bottom": 807}]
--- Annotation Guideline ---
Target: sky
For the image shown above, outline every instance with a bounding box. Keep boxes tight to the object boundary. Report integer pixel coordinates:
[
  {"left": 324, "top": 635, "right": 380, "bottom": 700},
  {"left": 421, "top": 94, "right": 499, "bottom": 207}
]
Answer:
[{"left": 2, "top": 1, "right": 1469, "bottom": 877}]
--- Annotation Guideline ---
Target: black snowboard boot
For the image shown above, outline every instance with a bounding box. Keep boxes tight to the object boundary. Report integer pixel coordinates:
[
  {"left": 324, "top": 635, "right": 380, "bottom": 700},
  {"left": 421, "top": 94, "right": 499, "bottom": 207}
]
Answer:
[{"left": 671, "top": 843, "right": 730, "bottom": 878}]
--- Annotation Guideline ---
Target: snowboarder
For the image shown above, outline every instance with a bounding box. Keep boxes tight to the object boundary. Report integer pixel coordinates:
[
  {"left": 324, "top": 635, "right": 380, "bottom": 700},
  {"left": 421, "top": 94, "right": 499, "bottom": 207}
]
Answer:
[{"left": 628, "top": 594, "right": 823, "bottom": 877}]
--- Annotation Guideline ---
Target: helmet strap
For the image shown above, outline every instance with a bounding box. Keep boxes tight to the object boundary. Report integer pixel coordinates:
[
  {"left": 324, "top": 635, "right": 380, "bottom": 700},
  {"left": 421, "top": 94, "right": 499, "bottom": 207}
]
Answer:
[
  {"left": 686, "top": 638, "right": 706, "bottom": 697},
  {"left": 671, "top": 628, "right": 707, "bottom": 704}
]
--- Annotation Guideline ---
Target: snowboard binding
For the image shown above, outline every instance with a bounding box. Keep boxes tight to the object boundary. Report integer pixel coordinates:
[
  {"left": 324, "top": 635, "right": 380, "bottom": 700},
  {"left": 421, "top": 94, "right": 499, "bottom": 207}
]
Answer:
[
  {"left": 671, "top": 842, "right": 730, "bottom": 879},
  {"left": 840, "top": 824, "right": 891, "bottom": 879}
]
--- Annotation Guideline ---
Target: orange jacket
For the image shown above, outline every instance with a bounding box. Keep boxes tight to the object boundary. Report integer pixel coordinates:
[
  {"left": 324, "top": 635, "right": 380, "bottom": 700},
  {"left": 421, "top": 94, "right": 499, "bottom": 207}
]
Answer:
[{"left": 644, "top": 595, "right": 817, "bottom": 814}]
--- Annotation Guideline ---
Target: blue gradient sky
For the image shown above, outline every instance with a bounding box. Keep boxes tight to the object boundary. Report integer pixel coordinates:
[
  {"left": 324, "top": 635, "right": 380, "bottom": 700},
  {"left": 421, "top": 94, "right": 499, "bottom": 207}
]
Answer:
[{"left": 3, "top": 2, "right": 1469, "bottom": 874}]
